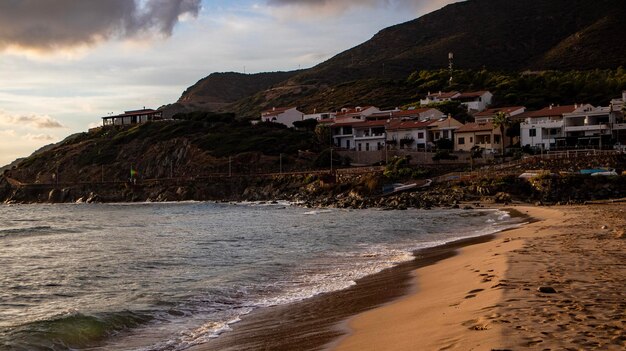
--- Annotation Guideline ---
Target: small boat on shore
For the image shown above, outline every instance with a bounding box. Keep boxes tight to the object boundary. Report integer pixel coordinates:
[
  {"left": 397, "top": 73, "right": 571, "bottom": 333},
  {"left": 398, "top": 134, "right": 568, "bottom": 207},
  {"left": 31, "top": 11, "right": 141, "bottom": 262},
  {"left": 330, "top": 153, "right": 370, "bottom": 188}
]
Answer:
[
  {"left": 382, "top": 179, "right": 432, "bottom": 196},
  {"left": 580, "top": 168, "right": 617, "bottom": 176}
]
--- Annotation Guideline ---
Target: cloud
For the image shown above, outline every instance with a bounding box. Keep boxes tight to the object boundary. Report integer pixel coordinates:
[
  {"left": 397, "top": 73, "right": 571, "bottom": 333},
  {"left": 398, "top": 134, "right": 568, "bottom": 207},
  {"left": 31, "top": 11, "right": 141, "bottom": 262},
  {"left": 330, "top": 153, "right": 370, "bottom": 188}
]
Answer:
[
  {"left": 266, "top": 0, "right": 458, "bottom": 17},
  {"left": 0, "top": 0, "right": 201, "bottom": 53},
  {"left": 24, "top": 133, "right": 56, "bottom": 142},
  {"left": 1, "top": 111, "right": 64, "bottom": 129},
  {"left": 0, "top": 129, "right": 16, "bottom": 137}
]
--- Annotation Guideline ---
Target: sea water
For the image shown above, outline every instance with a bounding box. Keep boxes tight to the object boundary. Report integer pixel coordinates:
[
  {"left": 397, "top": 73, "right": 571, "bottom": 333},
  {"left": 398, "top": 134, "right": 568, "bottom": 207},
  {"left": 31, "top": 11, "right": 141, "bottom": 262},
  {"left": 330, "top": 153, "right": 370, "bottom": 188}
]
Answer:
[{"left": 0, "top": 202, "right": 522, "bottom": 350}]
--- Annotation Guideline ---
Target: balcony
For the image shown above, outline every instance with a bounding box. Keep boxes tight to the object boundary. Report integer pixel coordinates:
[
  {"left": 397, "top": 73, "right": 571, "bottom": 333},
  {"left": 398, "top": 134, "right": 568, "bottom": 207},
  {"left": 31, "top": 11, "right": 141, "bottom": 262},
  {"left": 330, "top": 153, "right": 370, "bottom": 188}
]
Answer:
[
  {"left": 564, "top": 124, "right": 609, "bottom": 132},
  {"left": 613, "top": 123, "right": 626, "bottom": 130},
  {"left": 523, "top": 120, "right": 562, "bottom": 129},
  {"left": 354, "top": 133, "right": 386, "bottom": 141}
]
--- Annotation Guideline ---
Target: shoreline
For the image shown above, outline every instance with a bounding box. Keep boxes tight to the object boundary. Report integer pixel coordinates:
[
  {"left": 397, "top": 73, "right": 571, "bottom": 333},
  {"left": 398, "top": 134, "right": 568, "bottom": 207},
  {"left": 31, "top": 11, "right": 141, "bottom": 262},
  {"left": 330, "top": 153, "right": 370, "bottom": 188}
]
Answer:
[
  {"left": 189, "top": 207, "right": 526, "bottom": 351},
  {"left": 331, "top": 204, "right": 626, "bottom": 350}
]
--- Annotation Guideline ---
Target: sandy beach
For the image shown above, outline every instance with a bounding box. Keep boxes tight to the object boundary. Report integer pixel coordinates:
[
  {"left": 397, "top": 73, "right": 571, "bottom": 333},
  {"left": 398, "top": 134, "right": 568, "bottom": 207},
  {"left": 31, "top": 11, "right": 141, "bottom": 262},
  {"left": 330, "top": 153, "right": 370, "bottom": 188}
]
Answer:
[
  {"left": 331, "top": 204, "right": 626, "bottom": 350},
  {"left": 190, "top": 204, "right": 626, "bottom": 351}
]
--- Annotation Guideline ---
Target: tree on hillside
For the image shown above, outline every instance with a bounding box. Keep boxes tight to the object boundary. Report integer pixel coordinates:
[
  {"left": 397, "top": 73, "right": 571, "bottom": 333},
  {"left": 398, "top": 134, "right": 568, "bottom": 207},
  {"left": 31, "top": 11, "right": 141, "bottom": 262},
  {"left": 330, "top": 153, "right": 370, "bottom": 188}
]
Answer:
[
  {"left": 315, "top": 124, "right": 332, "bottom": 148},
  {"left": 492, "top": 111, "right": 511, "bottom": 156}
]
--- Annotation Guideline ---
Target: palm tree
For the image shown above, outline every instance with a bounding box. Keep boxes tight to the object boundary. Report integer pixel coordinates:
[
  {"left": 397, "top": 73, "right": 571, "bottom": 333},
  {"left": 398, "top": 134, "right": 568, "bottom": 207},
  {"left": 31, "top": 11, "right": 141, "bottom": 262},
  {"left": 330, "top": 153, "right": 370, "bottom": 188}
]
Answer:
[{"left": 492, "top": 111, "right": 511, "bottom": 157}]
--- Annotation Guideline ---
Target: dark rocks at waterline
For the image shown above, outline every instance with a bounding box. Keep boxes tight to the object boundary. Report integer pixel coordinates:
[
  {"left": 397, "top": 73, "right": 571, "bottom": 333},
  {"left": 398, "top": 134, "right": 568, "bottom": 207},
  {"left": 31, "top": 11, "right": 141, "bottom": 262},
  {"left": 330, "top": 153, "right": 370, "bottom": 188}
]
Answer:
[{"left": 538, "top": 286, "right": 558, "bottom": 294}]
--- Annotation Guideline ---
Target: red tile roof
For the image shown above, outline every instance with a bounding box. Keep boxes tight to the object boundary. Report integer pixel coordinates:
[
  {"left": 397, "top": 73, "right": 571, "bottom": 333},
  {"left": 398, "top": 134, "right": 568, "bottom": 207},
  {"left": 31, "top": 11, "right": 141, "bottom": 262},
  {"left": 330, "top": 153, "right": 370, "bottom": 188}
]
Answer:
[
  {"left": 387, "top": 119, "right": 434, "bottom": 131},
  {"left": 456, "top": 122, "right": 496, "bottom": 133},
  {"left": 458, "top": 91, "right": 489, "bottom": 98},
  {"left": 331, "top": 117, "right": 365, "bottom": 126},
  {"left": 474, "top": 106, "right": 525, "bottom": 117},
  {"left": 518, "top": 105, "right": 577, "bottom": 118},
  {"left": 335, "top": 106, "right": 376, "bottom": 117},
  {"left": 354, "top": 119, "right": 388, "bottom": 128},
  {"left": 427, "top": 91, "right": 459, "bottom": 99},
  {"left": 391, "top": 108, "right": 435, "bottom": 117}
]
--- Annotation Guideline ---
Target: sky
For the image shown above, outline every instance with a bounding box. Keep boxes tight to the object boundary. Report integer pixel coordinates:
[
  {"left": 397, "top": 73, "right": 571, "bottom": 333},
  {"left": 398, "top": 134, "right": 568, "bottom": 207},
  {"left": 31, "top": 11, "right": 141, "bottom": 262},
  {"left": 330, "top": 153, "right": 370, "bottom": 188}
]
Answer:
[{"left": 0, "top": 0, "right": 457, "bottom": 166}]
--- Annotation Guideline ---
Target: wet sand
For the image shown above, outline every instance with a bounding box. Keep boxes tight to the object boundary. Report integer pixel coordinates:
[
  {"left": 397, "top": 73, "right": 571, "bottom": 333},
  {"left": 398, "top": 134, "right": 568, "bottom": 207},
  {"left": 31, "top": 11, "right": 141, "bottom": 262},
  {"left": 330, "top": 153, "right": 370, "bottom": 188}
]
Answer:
[
  {"left": 189, "top": 232, "right": 500, "bottom": 351},
  {"left": 191, "top": 205, "right": 626, "bottom": 350},
  {"left": 333, "top": 205, "right": 626, "bottom": 350}
]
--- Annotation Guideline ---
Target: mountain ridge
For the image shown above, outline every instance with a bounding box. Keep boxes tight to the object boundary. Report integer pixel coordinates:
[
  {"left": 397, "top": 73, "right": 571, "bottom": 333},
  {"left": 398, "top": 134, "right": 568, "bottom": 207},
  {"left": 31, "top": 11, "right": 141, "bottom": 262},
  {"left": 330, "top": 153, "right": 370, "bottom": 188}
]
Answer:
[{"left": 170, "top": 0, "right": 626, "bottom": 116}]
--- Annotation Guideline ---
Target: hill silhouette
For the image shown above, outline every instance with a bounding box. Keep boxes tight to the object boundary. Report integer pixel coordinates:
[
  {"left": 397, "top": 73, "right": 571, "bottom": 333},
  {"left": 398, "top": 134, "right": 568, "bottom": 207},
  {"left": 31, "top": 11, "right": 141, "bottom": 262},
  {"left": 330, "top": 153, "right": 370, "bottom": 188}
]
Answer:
[{"left": 173, "top": 0, "right": 626, "bottom": 116}]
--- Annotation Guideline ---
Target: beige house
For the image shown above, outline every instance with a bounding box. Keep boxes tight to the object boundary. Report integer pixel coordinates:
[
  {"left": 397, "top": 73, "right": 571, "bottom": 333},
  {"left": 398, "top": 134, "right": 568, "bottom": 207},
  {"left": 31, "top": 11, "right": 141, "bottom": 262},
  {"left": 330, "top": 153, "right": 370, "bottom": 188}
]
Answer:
[
  {"left": 428, "top": 115, "right": 464, "bottom": 144},
  {"left": 455, "top": 122, "right": 507, "bottom": 153}
]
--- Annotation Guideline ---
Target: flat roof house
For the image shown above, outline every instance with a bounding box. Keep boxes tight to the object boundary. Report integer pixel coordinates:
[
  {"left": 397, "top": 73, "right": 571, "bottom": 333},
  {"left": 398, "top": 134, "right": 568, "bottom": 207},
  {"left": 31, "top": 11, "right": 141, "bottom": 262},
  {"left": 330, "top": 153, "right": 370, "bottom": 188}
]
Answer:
[
  {"left": 102, "top": 109, "right": 164, "bottom": 127},
  {"left": 261, "top": 107, "right": 305, "bottom": 128}
]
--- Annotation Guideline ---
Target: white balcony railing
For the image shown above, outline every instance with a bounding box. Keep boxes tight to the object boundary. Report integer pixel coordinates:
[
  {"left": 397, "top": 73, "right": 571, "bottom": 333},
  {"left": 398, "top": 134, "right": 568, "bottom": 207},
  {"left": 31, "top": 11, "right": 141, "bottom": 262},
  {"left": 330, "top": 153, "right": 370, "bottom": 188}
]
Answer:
[
  {"left": 522, "top": 121, "right": 563, "bottom": 128},
  {"left": 354, "top": 134, "right": 386, "bottom": 141},
  {"left": 564, "top": 124, "right": 608, "bottom": 132}
]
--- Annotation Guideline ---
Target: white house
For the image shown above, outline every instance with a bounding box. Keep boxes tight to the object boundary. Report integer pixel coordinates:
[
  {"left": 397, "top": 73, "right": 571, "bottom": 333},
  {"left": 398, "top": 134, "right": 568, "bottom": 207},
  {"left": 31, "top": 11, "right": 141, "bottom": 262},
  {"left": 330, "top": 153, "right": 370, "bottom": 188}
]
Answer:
[
  {"left": 561, "top": 104, "right": 613, "bottom": 148},
  {"left": 420, "top": 91, "right": 460, "bottom": 106},
  {"left": 353, "top": 120, "right": 387, "bottom": 151},
  {"left": 610, "top": 91, "right": 626, "bottom": 145},
  {"left": 330, "top": 117, "right": 362, "bottom": 150},
  {"left": 456, "top": 91, "right": 493, "bottom": 113},
  {"left": 335, "top": 106, "right": 380, "bottom": 119},
  {"left": 519, "top": 105, "right": 577, "bottom": 150},
  {"left": 391, "top": 107, "right": 446, "bottom": 121},
  {"left": 610, "top": 90, "right": 626, "bottom": 112},
  {"left": 261, "top": 107, "right": 304, "bottom": 127},
  {"left": 303, "top": 111, "right": 336, "bottom": 121},
  {"left": 474, "top": 106, "right": 526, "bottom": 123},
  {"left": 386, "top": 119, "right": 434, "bottom": 150},
  {"left": 102, "top": 108, "right": 165, "bottom": 126}
]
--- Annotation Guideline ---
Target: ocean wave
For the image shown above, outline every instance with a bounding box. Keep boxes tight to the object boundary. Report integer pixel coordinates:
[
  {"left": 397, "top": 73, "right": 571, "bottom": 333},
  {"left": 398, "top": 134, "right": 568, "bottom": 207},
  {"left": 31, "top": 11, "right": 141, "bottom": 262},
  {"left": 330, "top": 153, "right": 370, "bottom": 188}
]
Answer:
[
  {"left": 0, "top": 226, "right": 78, "bottom": 239},
  {"left": 1, "top": 310, "right": 153, "bottom": 350},
  {"left": 302, "top": 209, "right": 333, "bottom": 215}
]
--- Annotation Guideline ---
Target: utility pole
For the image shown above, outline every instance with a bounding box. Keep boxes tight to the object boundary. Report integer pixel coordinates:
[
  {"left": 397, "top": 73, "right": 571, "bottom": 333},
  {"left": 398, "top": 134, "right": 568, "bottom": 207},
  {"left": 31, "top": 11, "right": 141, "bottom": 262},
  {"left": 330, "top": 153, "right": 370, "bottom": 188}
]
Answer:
[{"left": 330, "top": 148, "right": 333, "bottom": 173}]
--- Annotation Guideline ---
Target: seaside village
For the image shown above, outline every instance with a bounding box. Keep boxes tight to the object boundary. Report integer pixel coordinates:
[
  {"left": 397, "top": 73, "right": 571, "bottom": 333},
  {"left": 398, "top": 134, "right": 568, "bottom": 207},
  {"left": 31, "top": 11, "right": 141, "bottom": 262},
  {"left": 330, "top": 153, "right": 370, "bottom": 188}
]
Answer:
[{"left": 100, "top": 90, "right": 626, "bottom": 165}]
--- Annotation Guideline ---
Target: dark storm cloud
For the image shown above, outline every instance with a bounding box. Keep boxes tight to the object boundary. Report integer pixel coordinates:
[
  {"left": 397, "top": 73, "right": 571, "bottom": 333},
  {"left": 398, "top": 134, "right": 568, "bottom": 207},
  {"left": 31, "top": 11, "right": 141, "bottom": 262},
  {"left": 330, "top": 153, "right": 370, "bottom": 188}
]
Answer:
[{"left": 0, "top": 0, "right": 201, "bottom": 51}]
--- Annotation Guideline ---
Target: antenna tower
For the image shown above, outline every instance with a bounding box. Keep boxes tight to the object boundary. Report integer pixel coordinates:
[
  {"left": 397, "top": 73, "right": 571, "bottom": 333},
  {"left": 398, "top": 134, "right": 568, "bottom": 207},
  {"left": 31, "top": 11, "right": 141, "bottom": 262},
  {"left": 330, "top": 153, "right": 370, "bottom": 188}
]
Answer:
[{"left": 448, "top": 52, "right": 454, "bottom": 86}]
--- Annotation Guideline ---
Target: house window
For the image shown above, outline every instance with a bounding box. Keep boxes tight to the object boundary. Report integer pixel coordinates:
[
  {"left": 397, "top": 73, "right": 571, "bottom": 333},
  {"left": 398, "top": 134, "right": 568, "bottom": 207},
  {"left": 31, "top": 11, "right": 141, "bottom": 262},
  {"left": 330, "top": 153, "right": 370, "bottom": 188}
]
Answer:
[
  {"left": 458, "top": 137, "right": 465, "bottom": 145},
  {"left": 549, "top": 128, "right": 558, "bottom": 136},
  {"left": 366, "top": 143, "right": 370, "bottom": 151},
  {"left": 343, "top": 126, "right": 352, "bottom": 135},
  {"left": 494, "top": 135, "right": 501, "bottom": 144},
  {"left": 435, "top": 132, "right": 441, "bottom": 140},
  {"left": 358, "top": 143, "right": 362, "bottom": 151},
  {"left": 529, "top": 128, "right": 537, "bottom": 137},
  {"left": 470, "top": 137, "right": 473, "bottom": 143},
  {"left": 418, "top": 132, "right": 424, "bottom": 139},
  {"left": 346, "top": 140, "right": 350, "bottom": 149},
  {"left": 377, "top": 142, "right": 382, "bottom": 150}
]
